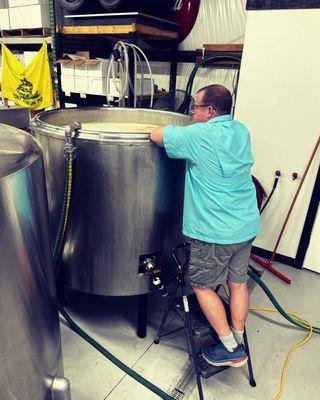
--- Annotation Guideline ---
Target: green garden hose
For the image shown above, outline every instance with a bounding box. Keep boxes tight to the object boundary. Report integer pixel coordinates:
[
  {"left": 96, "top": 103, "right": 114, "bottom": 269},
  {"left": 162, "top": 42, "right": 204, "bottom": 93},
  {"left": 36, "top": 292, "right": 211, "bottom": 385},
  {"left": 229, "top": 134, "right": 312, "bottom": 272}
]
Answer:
[
  {"left": 59, "top": 305, "right": 174, "bottom": 400},
  {"left": 248, "top": 269, "right": 320, "bottom": 334}
]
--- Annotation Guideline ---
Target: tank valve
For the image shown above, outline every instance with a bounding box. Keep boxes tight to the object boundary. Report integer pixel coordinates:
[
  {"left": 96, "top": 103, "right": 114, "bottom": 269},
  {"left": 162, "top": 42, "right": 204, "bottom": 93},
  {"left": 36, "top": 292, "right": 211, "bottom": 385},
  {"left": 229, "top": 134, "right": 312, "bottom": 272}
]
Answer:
[
  {"left": 138, "top": 252, "right": 162, "bottom": 274},
  {"left": 64, "top": 122, "right": 81, "bottom": 160},
  {"left": 143, "top": 257, "right": 156, "bottom": 273},
  {"left": 50, "top": 376, "right": 71, "bottom": 400}
]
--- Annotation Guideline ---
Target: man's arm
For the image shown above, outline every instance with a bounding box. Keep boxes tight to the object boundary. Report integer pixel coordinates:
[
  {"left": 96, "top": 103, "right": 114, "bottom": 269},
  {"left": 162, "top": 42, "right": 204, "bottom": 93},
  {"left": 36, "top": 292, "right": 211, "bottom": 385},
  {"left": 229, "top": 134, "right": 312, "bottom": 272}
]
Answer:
[{"left": 150, "top": 126, "right": 165, "bottom": 147}]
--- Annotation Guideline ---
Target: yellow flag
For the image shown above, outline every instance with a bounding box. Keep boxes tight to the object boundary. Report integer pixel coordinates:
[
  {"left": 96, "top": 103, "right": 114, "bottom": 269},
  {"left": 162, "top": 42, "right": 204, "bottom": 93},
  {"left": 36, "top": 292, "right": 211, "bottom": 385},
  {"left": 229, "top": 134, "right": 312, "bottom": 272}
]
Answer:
[{"left": 1, "top": 42, "right": 53, "bottom": 110}]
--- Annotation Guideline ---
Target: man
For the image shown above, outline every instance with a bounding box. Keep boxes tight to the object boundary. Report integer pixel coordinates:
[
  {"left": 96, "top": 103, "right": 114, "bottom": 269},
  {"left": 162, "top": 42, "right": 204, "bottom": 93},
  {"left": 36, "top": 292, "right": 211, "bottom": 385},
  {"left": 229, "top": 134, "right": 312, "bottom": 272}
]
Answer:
[{"left": 150, "top": 84, "right": 260, "bottom": 367}]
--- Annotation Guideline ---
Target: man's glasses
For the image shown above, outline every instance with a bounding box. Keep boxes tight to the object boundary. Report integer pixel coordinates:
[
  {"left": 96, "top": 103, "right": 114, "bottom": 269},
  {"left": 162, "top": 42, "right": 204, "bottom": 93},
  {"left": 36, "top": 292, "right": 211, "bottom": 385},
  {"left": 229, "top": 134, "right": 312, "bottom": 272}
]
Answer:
[{"left": 190, "top": 104, "right": 211, "bottom": 111}]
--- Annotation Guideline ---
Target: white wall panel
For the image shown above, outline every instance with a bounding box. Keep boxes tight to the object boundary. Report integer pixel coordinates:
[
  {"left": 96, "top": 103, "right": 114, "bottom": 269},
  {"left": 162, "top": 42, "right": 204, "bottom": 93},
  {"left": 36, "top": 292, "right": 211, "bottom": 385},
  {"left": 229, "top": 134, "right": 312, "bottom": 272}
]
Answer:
[
  {"left": 179, "top": 0, "right": 247, "bottom": 50},
  {"left": 235, "top": 9, "right": 320, "bottom": 263}
]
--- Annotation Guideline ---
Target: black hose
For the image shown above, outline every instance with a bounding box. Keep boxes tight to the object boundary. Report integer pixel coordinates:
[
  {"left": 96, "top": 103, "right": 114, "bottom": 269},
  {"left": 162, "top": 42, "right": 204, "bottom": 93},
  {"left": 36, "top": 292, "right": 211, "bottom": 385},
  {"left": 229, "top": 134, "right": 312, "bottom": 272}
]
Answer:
[
  {"left": 260, "top": 171, "right": 281, "bottom": 214},
  {"left": 180, "top": 55, "right": 242, "bottom": 114}
]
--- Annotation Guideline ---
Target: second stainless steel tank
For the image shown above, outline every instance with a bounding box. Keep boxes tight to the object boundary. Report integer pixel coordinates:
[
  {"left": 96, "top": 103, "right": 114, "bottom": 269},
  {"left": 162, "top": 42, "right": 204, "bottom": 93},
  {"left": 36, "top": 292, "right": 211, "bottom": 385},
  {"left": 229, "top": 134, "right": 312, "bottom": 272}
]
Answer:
[
  {"left": 0, "top": 124, "right": 68, "bottom": 400},
  {"left": 32, "top": 108, "right": 190, "bottom": 296}
]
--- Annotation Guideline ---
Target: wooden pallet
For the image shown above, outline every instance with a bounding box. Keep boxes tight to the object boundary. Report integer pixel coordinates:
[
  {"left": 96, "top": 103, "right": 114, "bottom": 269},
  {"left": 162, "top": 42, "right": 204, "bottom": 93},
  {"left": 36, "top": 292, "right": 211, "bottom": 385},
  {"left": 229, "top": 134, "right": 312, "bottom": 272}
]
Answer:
[{"left": 1, "top": 27, "right": 50, "bottom": 38}]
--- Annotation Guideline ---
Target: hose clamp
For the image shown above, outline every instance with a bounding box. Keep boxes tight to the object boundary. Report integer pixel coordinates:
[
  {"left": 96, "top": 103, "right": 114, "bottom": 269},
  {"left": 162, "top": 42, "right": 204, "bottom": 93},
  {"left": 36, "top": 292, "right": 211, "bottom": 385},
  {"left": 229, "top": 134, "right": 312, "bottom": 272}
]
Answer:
[{"left": 64, "top": 122, "right": 81, "bottom": 160}]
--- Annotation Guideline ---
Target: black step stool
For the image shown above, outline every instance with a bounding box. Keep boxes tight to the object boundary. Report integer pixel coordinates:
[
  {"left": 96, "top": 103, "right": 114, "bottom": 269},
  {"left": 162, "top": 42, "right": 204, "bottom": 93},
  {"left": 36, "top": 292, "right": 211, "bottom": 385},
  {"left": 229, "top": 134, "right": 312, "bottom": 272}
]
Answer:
[{"left": 154, "top": 243, "right": 256, "bottom": 400}]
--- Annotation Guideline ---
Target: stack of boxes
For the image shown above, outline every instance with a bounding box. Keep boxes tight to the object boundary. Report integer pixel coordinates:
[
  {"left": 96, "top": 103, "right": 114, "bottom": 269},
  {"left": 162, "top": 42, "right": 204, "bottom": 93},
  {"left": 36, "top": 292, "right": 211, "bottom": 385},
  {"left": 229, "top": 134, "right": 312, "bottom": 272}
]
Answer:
[
  {"left": 0, "top": 0, "right": 50, "bottom": 30},
  {"left": 59, "top": 53, "right": 109, "bottom": 97},
  {"left": 59, "top": 53, "right": 153, "bottom": 99},
  {"left": 60, "top": 61, "right": 75, "bottom": 94},
  {"left": 76, "top": 59, "right": 109, "bottom": 95}
]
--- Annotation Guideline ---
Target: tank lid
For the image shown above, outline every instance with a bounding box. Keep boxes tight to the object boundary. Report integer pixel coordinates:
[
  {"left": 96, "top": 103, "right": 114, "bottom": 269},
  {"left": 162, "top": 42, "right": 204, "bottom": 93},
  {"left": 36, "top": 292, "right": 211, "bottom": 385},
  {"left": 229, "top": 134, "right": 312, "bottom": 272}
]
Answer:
[{"left": 0, "top": 124, "right": 42, "bottom": 179}]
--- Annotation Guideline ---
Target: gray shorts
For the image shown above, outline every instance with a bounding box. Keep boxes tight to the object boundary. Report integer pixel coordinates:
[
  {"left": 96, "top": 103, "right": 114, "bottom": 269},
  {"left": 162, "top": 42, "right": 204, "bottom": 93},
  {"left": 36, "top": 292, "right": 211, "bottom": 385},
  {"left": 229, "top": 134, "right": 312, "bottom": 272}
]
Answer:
[{"left": 188, "top": 238, "right": 254, "bottom": 288}]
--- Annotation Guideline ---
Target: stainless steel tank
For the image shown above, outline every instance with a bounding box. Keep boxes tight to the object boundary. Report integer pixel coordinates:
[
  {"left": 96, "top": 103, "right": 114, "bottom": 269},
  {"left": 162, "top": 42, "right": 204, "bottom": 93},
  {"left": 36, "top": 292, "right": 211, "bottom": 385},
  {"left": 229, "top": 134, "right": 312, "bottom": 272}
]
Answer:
[
  {"left": 0, "top": 124, "right": 69, "bottom": 400},
  {"left": 31, "top": 107, "right": 190, "bottom": 296}
]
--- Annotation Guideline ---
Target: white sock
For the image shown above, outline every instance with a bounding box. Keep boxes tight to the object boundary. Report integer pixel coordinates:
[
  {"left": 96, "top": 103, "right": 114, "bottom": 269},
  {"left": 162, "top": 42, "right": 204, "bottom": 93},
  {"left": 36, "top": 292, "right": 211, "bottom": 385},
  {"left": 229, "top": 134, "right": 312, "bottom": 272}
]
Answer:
[
  {"left": 219, "top": 332, "right": 238, "bottom": 352},
  {"left": 231, "top": 327, "right": 244, "bottom": 345}
]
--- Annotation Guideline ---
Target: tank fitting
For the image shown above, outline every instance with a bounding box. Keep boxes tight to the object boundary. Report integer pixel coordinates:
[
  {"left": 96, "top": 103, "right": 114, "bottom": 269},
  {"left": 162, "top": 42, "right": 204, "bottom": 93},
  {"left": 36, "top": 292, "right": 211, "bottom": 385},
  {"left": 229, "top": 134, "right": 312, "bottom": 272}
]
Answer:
[
  {"left": 143, "top": 257, "right": 156, "bottom": 273},
  {"left": 64, "top": 122, "right": 81, "bottom": 160},
  {"left": 51, "top": 376, "right": 71, "bottom": 400}
]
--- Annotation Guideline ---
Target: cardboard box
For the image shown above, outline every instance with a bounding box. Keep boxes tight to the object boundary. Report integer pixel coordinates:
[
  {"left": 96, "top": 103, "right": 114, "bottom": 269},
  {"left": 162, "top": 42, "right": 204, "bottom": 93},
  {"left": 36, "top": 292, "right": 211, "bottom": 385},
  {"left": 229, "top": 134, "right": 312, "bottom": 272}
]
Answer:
[
  {"left": 74, "top": 76, "right": 88, "bottom": 94},
  {"left": 87, "top": 77, "right": 107, "bottom": 95},
  {"left": 8, "top": 1, "right": 48, "bottom": 6},
  {"left": 57, "top": 53, "right": 109, "bottom": 79},
  {"left": 61, "top": 75, "right": 75, "bottom": 93},
  {"left": 87, "top": 59, "right": 109, "bottom": 78},
  {"left": 60, "top": 61, "right": 75, "bottom": 76},
  {"left": 9, "top": 4, "right": 49, "bottom": 29},
  {"left": 74, "top": 61, "right": 88, "bottom": 78},
  {"left": 0, "top": 8, "right": 10, "bottom": 30}
]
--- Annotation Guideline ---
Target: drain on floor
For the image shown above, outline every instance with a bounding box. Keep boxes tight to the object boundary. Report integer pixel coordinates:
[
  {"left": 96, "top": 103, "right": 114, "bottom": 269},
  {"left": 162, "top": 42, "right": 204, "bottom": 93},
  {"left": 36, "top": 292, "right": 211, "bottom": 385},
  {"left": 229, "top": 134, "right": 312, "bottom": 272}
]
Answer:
[{"left": 170, "top": 361, "right": 196, "bottom": 399}]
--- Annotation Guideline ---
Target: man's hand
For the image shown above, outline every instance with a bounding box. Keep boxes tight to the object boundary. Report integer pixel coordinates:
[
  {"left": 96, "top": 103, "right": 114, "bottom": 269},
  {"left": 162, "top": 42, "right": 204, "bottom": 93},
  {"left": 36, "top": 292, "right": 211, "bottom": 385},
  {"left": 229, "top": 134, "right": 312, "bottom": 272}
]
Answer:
[{"left": 150, "top": 126, "right": 165, "bottom": 147}]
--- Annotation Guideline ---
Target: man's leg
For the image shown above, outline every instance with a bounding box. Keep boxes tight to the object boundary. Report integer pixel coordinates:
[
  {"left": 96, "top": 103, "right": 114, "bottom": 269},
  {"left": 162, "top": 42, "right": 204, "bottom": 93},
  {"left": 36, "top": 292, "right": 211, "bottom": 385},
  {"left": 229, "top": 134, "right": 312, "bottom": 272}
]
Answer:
[
  {"left": 193, "top": 286, "right": 242, "bottom": 354},
  {"left": 227, "top": 239, "right": 254, "bottom": 344},
  {"left": 192, "top": 286, "right": 231, "bottom": 337},
  {"left": 194, "top": 285, "right": 248, "bottom": 367},
  {"left": 228, "top": 280, "right": 249, "bottom": 331},
  {"left": 188, "top": 239, "right": 247, "bottom": 366}
]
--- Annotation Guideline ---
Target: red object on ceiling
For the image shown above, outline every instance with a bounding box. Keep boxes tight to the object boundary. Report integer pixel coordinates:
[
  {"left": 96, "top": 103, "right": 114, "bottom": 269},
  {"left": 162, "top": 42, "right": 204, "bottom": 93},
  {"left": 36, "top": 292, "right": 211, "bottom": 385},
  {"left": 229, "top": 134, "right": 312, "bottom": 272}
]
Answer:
[{"left": 171, "top": 0, "right": 201, "bottom": 42}]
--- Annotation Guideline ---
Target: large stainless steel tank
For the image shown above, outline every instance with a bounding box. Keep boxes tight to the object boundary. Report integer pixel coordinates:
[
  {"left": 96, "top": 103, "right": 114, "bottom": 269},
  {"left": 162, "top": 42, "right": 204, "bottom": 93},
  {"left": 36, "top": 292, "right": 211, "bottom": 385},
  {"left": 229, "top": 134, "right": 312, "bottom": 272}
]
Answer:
[
  {"left": 0, "top": 124, "right": 68, "bottom": 400},
  {"left": 31, "top": 107, "right": 190, "bottom": 296}
]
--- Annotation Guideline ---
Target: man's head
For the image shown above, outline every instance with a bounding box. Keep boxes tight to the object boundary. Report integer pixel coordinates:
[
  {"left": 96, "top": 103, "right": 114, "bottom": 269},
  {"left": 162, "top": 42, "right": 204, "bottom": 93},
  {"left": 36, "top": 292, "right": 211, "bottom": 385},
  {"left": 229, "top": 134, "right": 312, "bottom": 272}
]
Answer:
[{"left": 191, "top": 84, "right": 232, "bottom": 123}]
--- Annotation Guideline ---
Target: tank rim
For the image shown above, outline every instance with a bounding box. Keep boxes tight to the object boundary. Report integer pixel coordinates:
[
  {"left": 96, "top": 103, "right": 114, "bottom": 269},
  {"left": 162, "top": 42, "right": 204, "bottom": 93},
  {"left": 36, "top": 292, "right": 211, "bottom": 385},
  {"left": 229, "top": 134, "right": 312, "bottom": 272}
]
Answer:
[{"left": 31, "top": 107, "right": 191, "bottom": 143}]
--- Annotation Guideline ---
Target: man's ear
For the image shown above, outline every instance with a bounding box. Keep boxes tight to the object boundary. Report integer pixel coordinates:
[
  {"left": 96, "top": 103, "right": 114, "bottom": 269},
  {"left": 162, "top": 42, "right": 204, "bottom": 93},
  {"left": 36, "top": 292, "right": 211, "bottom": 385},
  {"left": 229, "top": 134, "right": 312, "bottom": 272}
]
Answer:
[{"left": 207, "top": 106, "right": 217, "bottom": 119}]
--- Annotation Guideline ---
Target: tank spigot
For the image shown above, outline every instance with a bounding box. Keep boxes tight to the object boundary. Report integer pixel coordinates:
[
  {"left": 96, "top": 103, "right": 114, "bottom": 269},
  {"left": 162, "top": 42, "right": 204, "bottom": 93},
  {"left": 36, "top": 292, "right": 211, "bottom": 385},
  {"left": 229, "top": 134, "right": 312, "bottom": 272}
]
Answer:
[
  {"left": 64, "top": 122, "right": 81, "bottom": 160},
  {"left": 143, "top": 258, "right": 156, "bottom": 273}
]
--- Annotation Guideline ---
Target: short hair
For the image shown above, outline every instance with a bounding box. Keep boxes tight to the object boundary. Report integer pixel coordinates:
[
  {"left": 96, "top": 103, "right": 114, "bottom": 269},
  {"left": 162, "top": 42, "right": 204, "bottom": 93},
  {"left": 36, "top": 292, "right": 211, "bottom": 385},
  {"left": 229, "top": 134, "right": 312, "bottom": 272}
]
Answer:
[{"left": 197, "top": 84, "right": 232, "bottom": 115}]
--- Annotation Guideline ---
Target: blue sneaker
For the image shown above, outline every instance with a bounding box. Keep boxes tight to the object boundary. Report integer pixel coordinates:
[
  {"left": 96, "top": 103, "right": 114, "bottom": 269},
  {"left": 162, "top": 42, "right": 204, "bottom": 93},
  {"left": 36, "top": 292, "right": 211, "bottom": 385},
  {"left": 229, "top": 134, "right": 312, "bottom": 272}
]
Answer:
[{"left": 202, "top": 343, "right": 248, "bottom": 367}]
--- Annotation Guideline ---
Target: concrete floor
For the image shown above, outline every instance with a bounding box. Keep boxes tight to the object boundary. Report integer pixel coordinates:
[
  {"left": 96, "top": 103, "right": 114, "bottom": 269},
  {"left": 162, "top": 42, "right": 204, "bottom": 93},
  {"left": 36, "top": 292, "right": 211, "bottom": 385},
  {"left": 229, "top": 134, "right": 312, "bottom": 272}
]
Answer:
[{"left": 61, "top": 262, "right": 320, "bottom": 400}]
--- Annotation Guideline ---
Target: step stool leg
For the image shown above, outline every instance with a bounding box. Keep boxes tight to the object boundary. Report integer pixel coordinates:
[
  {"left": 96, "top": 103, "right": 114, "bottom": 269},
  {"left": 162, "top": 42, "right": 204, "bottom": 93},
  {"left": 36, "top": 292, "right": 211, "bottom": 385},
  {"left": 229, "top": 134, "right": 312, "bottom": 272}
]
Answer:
[
  {"left": 243, "top": 327, "right": 256, "bottom": 387},
  {"left": 154, "top": 280, "right": 179, "bottom": 344},
  {"left": 184, "top": 295, "right": 205, "bottom": 400}
]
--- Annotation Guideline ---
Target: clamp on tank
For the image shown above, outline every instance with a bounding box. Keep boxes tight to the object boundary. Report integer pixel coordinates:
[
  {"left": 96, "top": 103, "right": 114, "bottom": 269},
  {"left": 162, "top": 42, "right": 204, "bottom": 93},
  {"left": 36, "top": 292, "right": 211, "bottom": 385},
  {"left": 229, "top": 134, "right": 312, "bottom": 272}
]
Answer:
[
  {"left": 64, "top": 122, "right": 81, "bottom": 160},
  {"left": 143, "top": 258, "right": 168, "bottom": 298}
]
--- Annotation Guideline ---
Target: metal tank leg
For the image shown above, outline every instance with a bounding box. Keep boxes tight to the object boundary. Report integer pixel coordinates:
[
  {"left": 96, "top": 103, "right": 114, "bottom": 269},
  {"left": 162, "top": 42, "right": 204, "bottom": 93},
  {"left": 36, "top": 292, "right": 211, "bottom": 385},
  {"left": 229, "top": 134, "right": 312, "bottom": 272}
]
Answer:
[
  {"left": 137, "top": 293, "right": 148, "bottom": 338},
  {"left": 51, "top": 376, "right": 71, "bottom": 400}
]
